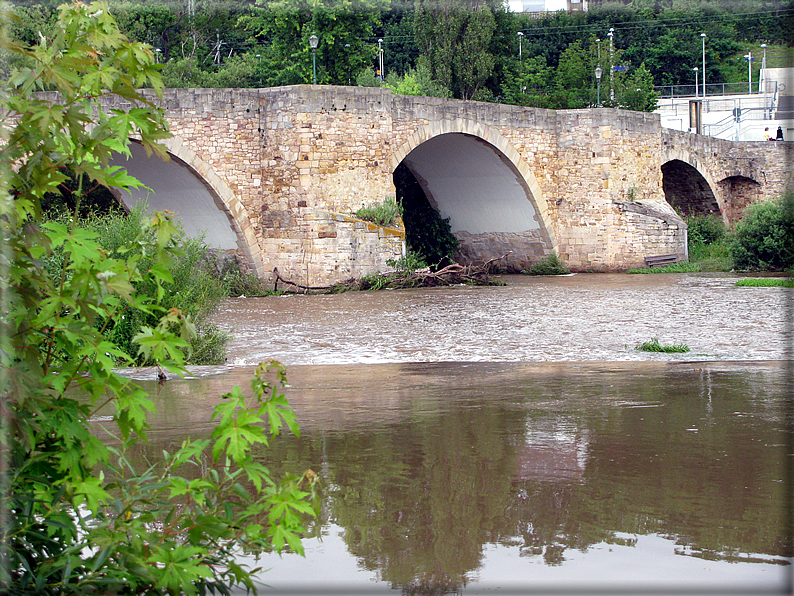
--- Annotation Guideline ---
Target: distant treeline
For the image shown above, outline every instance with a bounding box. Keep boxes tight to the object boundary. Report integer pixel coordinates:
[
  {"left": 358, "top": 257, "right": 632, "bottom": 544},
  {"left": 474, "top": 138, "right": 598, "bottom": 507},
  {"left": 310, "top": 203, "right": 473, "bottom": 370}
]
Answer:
[{"left": 6, "top": 0, "right": 791, "bottom": 111}]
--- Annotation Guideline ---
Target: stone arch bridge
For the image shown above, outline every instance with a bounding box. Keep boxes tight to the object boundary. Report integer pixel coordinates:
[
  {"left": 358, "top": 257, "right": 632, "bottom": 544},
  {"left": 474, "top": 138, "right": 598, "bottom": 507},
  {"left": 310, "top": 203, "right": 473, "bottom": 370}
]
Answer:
[{"left": 97, "top": 86, "right": 789, "bottom": 285}]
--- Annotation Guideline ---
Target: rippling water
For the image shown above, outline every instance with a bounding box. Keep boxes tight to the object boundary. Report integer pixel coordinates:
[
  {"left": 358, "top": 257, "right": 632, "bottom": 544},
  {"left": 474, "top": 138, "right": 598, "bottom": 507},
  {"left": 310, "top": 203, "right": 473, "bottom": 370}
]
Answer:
[{"left": 214, "top": 273, "right": 790, "bottom": 365}]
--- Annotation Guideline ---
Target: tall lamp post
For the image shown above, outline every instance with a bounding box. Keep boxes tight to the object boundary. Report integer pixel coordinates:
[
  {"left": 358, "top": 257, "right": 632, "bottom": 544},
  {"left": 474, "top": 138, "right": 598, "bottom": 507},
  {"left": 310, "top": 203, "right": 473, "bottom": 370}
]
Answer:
[
  {"left": 595, "top": 66, "right": 602, "bottom": 107},
  {"left": 309, "top": 33, "right": 318, "bottom": 85},
  {"left": 518, "top": 31, "right": 523, "bottom": 61},
  {"left": 608, "top": 27, "right": 615, "bottom": 102},
  {"left": 378, "top": 38, "right": 384, "bottom": 80},
  {"left": 345, "top": 43, "right": 351, "bottom": 85},
  {"left": 744, "top": 51, "right": 752, "bottom": 94},
  {"left": 700, "top": 33, "right": 706, "bottom": 98}
]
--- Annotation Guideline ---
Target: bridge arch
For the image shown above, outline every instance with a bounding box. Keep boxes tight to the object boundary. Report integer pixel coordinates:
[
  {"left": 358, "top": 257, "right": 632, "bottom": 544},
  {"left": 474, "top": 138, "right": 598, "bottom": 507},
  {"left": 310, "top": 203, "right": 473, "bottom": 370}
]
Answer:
[
  {"left": 110, "top": 137, "right": 265, "bottom": 277},
  {"left": 660, "top": 146, "right": 724, "bottom": 223},
  {"left": 390, "top": 121, "right": 555, "bottom": 270}
]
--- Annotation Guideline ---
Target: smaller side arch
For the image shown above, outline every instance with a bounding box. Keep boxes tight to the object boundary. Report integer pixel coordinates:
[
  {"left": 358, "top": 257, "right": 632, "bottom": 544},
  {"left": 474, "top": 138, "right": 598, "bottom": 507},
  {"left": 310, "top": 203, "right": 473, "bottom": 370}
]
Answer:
[
  {"left": 390, "top": 120, "right": 558, "bottom": 252},
  {"left": 661, "top": 145, "right": 725, "bottom": 223}
]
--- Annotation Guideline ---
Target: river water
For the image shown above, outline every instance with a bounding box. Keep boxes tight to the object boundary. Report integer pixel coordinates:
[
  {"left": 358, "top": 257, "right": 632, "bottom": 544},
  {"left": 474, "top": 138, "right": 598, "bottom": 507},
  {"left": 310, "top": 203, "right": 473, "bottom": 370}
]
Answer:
[{"left": 140, "top": 273, "right": 792, "bottom": 594}]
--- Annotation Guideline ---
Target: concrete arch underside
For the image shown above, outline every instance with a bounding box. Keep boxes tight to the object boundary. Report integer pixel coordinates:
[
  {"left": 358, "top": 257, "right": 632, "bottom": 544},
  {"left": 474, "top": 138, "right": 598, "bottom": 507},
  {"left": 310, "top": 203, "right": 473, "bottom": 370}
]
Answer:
[
  {"left": 391, "top": 123, "right": 555, "bottom": 271},
  {"left": 110, "top": 139, "right": 265, "bottom": 276}
]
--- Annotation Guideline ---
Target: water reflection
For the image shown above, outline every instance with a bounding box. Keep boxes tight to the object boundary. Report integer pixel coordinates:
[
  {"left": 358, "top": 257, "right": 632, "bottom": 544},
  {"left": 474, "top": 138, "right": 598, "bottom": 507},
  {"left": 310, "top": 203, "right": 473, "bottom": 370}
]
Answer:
[{"left": 120, "top": 361, "right": 792, "bottom": 594}]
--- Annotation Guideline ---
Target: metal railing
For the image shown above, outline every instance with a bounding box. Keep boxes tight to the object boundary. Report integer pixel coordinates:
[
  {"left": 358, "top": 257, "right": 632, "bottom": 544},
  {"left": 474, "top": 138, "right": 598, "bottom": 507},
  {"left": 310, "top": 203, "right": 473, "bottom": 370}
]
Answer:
[
  {"left": 703, "top": 107, "right": 774, "bottom": 140},
  {"left": 655, "top": 82, "right": 778, "bottom": 120},
  {"left": 654, "top": 81, "right": 778, "bottom": 99}
]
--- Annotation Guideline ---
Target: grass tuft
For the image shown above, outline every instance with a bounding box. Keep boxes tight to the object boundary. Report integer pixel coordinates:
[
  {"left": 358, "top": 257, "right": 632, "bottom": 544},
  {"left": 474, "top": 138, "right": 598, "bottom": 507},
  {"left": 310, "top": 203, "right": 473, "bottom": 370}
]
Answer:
[
  {"left": 524, "top": 252, "right": 570, "bottom": 275},
  {"left": 635, "top": 338, "right": 690, "bottom": 353},
  {"left": 355, "top": 197, "right": 402, "bottom": 228},
  {"left": 735, "top": 278, "right": 794, "bottom": 288},
  {"left": 627, "top": 261, "right": 702, "bottom": 274}
]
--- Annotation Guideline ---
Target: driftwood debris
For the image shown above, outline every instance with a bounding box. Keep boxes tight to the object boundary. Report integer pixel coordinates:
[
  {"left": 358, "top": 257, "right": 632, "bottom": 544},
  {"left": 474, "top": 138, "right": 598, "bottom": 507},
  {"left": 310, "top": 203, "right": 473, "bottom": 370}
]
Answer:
[{"left": 273, "top": 253, "right": 510, "bottom": 294}]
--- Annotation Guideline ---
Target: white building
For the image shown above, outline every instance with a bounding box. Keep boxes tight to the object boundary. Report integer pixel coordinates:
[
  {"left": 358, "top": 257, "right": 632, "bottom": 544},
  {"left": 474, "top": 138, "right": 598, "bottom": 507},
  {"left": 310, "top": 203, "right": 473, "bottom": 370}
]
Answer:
[{"left": 509, "top": 0, "right": 587, "bottom": 14}]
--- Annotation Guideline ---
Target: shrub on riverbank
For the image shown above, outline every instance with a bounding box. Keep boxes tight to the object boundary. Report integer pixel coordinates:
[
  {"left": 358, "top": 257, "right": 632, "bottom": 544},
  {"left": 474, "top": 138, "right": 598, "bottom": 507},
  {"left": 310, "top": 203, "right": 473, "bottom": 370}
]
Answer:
[
  {"left": 3, "top": 5, "right": 317, "bottom": 593},
  {"left": 523, "top": 252, "right": 570, "bottom": 275},
  {"left": 45, "top": 206, "right": 231, "bottom": 365},
  {"left": 684, "top": 213, "right": 733, "bottom": 272},
  {"left": 730, "top": 192, "right": 794, "bottom": 271}
]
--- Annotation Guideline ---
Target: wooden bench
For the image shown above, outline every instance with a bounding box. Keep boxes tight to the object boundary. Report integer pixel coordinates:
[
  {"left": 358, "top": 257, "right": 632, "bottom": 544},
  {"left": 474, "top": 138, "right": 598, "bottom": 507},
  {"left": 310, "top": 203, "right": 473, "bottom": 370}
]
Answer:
[{"left": 644, "top": 254, "right": 679, "bottom": 268}]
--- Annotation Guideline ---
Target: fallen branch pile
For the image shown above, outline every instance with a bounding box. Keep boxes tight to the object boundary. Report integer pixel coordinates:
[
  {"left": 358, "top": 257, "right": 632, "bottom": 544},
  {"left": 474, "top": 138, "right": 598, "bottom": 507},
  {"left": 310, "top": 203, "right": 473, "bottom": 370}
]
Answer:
[{"left": 273, "top": 253, "right": 510, "bottom": 294}]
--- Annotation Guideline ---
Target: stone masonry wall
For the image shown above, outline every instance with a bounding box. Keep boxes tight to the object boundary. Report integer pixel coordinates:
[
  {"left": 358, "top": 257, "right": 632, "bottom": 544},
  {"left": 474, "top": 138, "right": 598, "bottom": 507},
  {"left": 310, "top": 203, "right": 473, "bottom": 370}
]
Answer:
[{"left": 79, "top": 87, "right": 789, "bottom": 283}]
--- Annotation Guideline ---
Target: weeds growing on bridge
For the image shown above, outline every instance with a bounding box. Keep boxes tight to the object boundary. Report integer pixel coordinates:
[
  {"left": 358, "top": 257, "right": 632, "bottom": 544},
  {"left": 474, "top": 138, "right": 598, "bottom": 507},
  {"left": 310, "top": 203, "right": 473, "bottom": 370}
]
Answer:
[
  {"left": 635, "top": 338, "right": 691, "bottom": 353},
  {"left": 355, "top": 197, "right": 402, "bottom": 227}
]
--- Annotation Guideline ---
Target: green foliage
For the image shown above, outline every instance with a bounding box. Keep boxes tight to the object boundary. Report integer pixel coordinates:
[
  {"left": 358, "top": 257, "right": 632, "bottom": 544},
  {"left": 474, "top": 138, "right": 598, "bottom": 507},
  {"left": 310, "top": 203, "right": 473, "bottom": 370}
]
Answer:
[
  {"left": 223, "top": 269, "right": 283, "bottom": 297},
  {"left": 635, "top": 338, "right": 691, "bottom": 353},
  {"left": 627, "top": 261, "right": 702, "bottom": 274},
  {"left": 687, "top": 213, "right": 728, "bottom": 245},
  {"left": 735, "top": 277, "right": 794, "bottom": 288},
  {"left": 525, "top": 252, "right": 570, "bottom": 276},
  {"left": 387, "top": 252, "right": 427, "bottom": 275},
  {"left": 43, "top": 207, "right": 231, "bottom": 365},
  {"left": 413, "top": 0, "right": 501, "bottom": 100},
  {"left": 6, "top": 0, "right": 788, "bottom": 103},
  {"left": 620, "top": 62, "right": 658, "bottom": 112},
  {"left": 355, "top": 197, "right": 402, "bottom": 227},
  {"left": 1, "top": 4, "right": 316, "bottom": 593},
  {"left": 682, "top": 213, "right": 733, "bottom": 271},
  {"left": 384, "top": 56, "right": 451, "bottom": 98},
  {"left": 394, "top": 163, "right": 460, "bottom": 267},
  {"left": 730, "top": 193, "right": 794, "bottom": 271}
]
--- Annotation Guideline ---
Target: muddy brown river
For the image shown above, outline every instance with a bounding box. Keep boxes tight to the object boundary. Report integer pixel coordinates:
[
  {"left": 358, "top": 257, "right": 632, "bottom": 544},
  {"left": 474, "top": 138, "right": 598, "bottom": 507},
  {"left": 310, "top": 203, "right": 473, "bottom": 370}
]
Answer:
[{"left": 135, "top": 273, "right": 793, "bottom": 594}]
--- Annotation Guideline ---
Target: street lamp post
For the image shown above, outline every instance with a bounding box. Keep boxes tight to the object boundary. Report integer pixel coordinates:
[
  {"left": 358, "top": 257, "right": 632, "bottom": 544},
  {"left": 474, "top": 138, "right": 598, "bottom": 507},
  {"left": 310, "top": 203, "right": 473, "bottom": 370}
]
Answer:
[
  {"left": 608, "top": 28, "right": 614, "bottom": 102},
  {"left": 700, "top": 33, "right": 706, "bottom": 98},
  {"left": 344, "top": 43, "right": 351, "bottom": 85},
  {"left": 595, "top": 66, "right": 602, "bottom": 107},
  {"left": 378, "top": 38, "right": 384, "bottom": 80},
  {"left": 744, "top": 51, "right": 752, "bottom": 94},
  {"left": 693, "top": 67, "right": 699, "bottom": 99},
  {"left": 309, "top": 33, "right": 318, "bottom": 85},
  {"left": 517, "top": 31, "right": 523, "bottom": 61}
]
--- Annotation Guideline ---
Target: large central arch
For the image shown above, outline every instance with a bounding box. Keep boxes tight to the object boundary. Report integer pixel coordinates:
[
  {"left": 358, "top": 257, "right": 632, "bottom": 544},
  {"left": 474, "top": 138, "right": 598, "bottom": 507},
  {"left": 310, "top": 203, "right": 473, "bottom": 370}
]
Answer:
[
  {"left": 109, "top": 138, "right": 265, "bottom": 276},
  {"left": 391, "top": 122, "right": 554, "bottom": 271}
]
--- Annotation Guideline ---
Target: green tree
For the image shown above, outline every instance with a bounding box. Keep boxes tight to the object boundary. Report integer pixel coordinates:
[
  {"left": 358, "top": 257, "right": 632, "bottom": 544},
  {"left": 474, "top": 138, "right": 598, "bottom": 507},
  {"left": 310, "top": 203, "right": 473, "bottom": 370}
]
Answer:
[
  {"left": 384, "top": 55, "right": 451, "bottom": 97},
  {"left": 239, "top": 0, "right": 384, "bottom": 87},
  {"left": 500, "top": 55, "right": 554, "bottom": 107},
  {"left": 414, "top": 0, "right": 501, "bottom": 100},
  {"left": 553, "top": 39, "right": 595, "bottom": 108},
  {"left": 1, "top": 3, "right": 316, "bottom": 593},
  {"left": 617, "top": 62, "right": 659, "bottom": 111}
]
